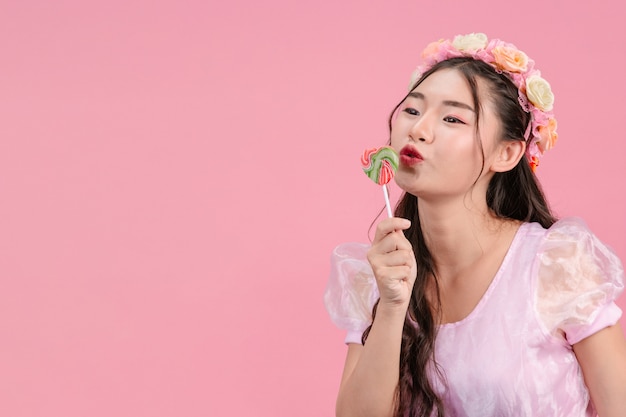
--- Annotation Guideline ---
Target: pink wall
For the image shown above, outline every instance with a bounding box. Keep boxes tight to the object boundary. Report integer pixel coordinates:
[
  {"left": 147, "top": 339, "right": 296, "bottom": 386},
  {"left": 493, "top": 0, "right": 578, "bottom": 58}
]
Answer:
[{"left": 1, "top": 1, "right": 624, "bottom": 416}]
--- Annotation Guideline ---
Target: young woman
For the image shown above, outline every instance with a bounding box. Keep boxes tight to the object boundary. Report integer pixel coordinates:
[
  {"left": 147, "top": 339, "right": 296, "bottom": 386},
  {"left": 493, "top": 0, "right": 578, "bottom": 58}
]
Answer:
[{"left": 324, "top": 33, "right": 626, "bottom": 417}]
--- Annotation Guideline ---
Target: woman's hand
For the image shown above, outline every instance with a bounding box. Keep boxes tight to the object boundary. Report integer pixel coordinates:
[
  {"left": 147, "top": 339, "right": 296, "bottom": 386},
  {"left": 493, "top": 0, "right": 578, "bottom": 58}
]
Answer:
[{"left": 367, "top": 217, "right": 417, "bottom": 310}]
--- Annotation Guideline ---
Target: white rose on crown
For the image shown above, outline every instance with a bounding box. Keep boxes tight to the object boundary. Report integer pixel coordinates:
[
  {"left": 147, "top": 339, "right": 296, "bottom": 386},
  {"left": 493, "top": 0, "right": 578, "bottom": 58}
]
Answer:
[
  {"left": 452, "top": 33, "right": 488, "bottom": 52},
  {"left": 526, "top": 75, "right": 554, "bottom": 112}
]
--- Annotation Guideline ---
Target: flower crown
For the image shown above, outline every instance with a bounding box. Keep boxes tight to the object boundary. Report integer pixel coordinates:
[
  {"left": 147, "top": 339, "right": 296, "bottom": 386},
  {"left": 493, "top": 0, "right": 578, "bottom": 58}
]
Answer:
[{"left": 408, "top": 33, "right": 557, "bottom": 171}]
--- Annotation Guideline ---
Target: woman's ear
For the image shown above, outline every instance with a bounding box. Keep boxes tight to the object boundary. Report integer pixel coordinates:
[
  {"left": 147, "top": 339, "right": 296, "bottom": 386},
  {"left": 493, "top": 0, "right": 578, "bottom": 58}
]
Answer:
[{"left": 491, "top": 140, "right": 526, "bottom": 173}]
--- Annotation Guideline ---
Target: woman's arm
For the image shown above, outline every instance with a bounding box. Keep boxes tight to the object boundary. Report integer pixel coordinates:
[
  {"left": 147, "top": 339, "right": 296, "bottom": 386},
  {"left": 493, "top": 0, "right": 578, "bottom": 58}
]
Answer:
[
  {"left": 335, "top": 217, "right": 417, "bottom": 417},
  {"left": 336, "top": 305, "right": 408, "bottom": 417},
  {"left": 573, "top": 321, "right": 626, "bottom": 417}
]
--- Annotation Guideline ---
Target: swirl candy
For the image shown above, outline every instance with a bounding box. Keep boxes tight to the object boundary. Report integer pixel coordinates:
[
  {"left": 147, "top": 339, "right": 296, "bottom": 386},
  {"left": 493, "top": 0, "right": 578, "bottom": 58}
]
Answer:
[
  {"left": 361, "top": 146, "right": 399, "bottom": 185},
  {"left": 361, "top": 146, "right": 399, "bottom": 218}
]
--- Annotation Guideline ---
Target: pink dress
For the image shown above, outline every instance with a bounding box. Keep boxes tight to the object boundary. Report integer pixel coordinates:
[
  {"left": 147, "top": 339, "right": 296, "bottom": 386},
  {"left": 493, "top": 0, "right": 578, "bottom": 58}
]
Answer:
[{"left": 324, "top": 218, "right": 624, "bottom": 416}]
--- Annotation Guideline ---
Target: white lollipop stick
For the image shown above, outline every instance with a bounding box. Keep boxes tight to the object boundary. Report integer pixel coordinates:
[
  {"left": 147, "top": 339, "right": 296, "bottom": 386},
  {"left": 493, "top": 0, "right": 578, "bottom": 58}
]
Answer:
[{"left": 383, "top": 184, "right": 393, "bottom": 218}]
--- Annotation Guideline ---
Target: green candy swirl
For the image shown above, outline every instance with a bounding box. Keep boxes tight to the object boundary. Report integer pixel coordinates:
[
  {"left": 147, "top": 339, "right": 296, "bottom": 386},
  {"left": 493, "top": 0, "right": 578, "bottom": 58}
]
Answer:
[{"left": 361, "top": 146, "right": 399, "bottom": 185}]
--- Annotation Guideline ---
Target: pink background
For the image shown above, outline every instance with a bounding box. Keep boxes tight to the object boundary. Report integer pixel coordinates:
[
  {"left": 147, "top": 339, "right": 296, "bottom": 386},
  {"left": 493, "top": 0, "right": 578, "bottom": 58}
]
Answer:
[{"left": 1, "top": 1, "right": 624, "bottom": 416}]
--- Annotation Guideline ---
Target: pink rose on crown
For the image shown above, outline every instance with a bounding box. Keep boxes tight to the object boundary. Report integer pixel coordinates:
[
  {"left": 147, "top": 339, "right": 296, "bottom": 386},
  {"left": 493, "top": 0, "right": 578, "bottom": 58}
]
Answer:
[
  {"left": 421, "top": 39, "right": 445, "bottom": 59},
  {"left": 492, "top": 45, "right": 529, "bottom": 73},
  {"left": 536, "top": 118, "right": 558, "bottom": 153}
]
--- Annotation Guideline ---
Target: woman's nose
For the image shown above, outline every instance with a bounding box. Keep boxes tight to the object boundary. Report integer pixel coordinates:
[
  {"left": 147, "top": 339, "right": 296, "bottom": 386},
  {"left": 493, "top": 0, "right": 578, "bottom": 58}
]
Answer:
[{"left": 409, "top": 113, "right": 433, "bottom": 143}]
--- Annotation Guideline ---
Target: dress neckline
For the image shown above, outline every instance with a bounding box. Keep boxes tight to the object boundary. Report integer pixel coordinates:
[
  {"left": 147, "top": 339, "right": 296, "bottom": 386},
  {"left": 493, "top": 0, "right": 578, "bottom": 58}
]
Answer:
[{"left": 438, "top": 222, "right": 529, "bottom": 329}]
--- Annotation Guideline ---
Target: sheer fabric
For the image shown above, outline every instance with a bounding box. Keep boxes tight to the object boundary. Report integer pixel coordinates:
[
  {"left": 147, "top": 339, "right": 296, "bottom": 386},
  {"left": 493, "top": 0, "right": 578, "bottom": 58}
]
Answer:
[{"left": 324, "top": 218, "right": 624, "bottom": 416}]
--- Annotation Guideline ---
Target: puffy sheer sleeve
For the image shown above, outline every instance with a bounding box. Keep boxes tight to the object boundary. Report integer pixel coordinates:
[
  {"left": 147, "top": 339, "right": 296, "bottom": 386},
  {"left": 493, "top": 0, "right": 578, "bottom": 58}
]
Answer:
[
  {"left": 536, "top": 217, "right": 625, "bottom": 345},
  {"left": 323, "top": 242, "right": 379, "bottom": 345}
]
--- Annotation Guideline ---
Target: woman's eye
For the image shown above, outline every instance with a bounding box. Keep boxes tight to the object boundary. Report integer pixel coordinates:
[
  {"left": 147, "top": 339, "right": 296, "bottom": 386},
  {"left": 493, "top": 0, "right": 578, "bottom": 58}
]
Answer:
[
  {"left": 443, "top": 116, "right": 464, "bottom": 124},
  {"left": 404, "top": 107, "right": 420, "bottom": 116}
]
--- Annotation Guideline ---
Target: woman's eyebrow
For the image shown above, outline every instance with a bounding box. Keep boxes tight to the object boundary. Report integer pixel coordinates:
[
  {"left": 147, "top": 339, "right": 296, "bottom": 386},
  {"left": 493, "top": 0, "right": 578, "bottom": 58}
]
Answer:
[{"left": 408, "top": 91, "right": 475, "bottom": 113}]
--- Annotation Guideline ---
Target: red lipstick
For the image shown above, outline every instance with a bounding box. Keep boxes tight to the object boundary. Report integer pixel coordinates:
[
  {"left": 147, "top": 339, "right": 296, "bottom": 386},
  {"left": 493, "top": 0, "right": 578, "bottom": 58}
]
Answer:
[{"left": 399, "top": 145, "right": 423, "bottom": 167}]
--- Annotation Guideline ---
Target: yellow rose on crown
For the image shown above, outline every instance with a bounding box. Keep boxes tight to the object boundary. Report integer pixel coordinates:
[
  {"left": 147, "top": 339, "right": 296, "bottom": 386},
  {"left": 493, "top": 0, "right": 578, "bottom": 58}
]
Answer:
[
  {"left": 526, "top": 75, "right": 554, "bottom": 111},
  {"left": 452, "top": 33, "right": 488, "bottom": 52},
  {"left": 492, "top": 45, "right": 529, "bottom": 73}
]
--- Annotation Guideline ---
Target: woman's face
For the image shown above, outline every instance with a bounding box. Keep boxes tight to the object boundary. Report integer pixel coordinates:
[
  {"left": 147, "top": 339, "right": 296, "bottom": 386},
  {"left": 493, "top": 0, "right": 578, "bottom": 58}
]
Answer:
[{"left": 390, "top": 68, "right": 502, "bottom": 201}]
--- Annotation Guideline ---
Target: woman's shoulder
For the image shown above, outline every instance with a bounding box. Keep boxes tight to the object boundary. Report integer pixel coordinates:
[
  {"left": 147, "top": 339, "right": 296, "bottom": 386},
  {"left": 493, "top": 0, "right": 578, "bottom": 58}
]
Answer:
[
  {"left": 531, "top": 216, "right": 624, "bottom": 293},
  {"left": 534, "top": 216, "right": 623, "bottom": 273},
  {"left": 543, "top": 216, "right": 604, "bottom": 241},
  {"left": 521, "top": 216, "right": 596, "bottom": 238},
  {"left": 518, "top": 217, "right": 614, "bottom": 253},
  {"left": 533, "top": 217, "right": 625, "bottom": 345}
]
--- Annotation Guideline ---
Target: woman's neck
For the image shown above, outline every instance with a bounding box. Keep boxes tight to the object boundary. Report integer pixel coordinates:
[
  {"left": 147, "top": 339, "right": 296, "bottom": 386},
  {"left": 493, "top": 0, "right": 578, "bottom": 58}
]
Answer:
[{"left": 416, "top": 197, "right": 517, "bottom": 279}]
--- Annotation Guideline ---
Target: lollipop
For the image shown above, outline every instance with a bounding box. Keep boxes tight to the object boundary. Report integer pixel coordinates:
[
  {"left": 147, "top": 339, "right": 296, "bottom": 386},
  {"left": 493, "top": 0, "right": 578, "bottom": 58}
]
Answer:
[{"left": 361, "top": 146, "right": 399, "bottom": 217}]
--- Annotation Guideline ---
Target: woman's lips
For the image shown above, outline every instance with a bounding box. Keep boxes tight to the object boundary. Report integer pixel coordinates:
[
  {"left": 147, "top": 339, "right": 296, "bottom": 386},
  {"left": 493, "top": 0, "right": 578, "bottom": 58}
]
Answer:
[{"left": 399, "top": 145, "right": 423, "bottom": 166}]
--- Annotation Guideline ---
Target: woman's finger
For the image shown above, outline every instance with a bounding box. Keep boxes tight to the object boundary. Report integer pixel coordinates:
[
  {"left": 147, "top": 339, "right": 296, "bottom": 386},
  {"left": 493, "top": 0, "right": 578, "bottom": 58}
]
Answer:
[{"left": 372, "top": 217, "right": 411, "bottom": 244}]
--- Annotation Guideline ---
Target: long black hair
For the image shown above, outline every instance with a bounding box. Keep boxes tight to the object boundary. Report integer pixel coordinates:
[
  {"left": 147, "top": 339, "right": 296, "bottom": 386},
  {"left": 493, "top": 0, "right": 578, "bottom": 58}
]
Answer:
[{"left": 362, "top": 57, "right": 557, "bottom": 417}]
